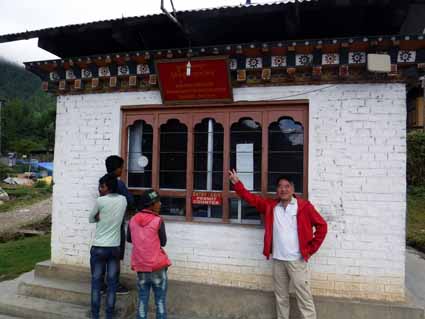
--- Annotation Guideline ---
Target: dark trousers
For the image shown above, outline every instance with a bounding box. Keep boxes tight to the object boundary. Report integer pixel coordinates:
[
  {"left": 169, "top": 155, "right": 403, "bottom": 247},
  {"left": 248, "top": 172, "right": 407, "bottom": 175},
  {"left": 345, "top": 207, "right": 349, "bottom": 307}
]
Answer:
[
  {"left": 90, "top": 246, "right": 120, "bottom": 319},
  {"left": 102, "top": 222, "right": 126, "bottom": 289}
]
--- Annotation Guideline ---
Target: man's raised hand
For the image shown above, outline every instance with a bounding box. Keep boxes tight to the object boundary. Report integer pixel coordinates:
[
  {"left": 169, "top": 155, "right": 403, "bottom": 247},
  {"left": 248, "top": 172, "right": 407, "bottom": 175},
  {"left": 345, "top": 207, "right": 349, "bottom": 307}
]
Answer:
[{"left": 228, "top": 169, "right": 240, "bottom": 185}]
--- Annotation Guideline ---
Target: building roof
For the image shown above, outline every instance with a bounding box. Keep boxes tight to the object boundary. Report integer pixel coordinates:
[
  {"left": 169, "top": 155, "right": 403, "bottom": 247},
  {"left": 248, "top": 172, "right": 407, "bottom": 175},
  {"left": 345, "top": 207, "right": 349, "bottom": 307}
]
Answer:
[{"left": 0, "top": 0, "right": 417, "bottom": 59}]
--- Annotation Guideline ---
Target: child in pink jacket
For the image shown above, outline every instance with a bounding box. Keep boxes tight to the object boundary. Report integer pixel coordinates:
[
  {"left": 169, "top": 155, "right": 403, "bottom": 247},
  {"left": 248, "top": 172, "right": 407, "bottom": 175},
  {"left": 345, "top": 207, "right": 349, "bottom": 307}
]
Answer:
[{"left": 127, "top": 189, "right": 171, "bottom": 319}]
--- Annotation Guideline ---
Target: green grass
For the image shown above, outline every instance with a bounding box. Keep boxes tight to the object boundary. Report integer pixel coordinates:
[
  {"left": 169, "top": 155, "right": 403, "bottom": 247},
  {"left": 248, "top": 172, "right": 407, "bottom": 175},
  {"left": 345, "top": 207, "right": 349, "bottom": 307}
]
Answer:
[
  {"left": 407, "top": 186, "right": 425, "bottom": 253},
  {"left": 0, "top": 235, "right": 51, "bottom": 281},
  {"left": 0, "top": 183, "right": 52, "bottom": 213}
]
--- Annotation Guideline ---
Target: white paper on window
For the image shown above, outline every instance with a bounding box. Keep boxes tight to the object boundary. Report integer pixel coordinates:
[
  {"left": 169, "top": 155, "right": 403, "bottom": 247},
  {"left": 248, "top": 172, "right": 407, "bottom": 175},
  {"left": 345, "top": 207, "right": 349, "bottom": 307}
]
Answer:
[
  {"left": 129, "top": 121, "right": 144, "bottom": 173},
  {"left": 236, "top": 143, "right": 254, "bottom": 190}
]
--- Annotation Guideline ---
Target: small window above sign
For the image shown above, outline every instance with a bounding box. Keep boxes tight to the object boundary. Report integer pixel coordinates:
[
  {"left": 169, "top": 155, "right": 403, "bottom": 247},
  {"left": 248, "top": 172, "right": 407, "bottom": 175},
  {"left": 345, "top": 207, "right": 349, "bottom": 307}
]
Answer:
[{"left": 156, "top": 56, "right": 233, "bottom": 104}]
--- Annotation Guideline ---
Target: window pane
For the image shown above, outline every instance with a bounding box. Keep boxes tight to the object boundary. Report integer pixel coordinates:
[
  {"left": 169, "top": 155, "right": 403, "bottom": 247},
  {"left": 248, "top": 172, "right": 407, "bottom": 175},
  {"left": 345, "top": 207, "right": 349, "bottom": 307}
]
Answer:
[
  {"left": 230, "top": 118, "right": 262, "bottom": 191},
  {"left": 194, "top": 133, "right": 224, "bottom": 152},
  {"left": 193, "top": 119, "right": 224, "bottom": 191},
  {"left": 269, "top": 132, "right": 304, "bottom": 151},
  {"left": 194, "top": 172, "right": 223, "bottom": 190},
  {"left": 268, "top": 153, "right": 303, "bottom": 173},
  {"left": 193, "top": 205, "right": 222, "bottom": 218},
  {"left": 194, "top": 153, "right": 223, "bottom": 172},
  {"left": 229, "top": 198, "right": 261, "bottom": 222},
  {"left": 128, "top": 171, "right": 152, "bottom": 188},
  {"left": 160, "top": 153, "right": 187, "bottom": 171},
  {"left": 268, "top": 117, "right": 304, "bottom": 193},
  {"left": 242, "top": 200, "right": 261, "bottom": 221},
  {"left": 230, "top": 198, "right": 238, "bottom": 220},
  {"left": 128, "top": 120, "right": 153, "bottom": 188},
  {"left": 269, "top": 119, "right": 304, "bottom": 150},
  {"left": 160, "top": 197, "right": 185, "bottom": 216},
  {"left": 160, "top": 119, "right": 187, "bottom": 189},
  {"left": 160, "top": 172, "right": 186, "bottom": 189}
]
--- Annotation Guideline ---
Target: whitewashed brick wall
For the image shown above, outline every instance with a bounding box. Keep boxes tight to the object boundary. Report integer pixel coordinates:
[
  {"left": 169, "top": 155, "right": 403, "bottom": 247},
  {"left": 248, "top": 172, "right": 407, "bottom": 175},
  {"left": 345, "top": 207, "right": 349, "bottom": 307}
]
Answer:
[{"left": 51, "top": 83, "right": 406, "bottom": 301}]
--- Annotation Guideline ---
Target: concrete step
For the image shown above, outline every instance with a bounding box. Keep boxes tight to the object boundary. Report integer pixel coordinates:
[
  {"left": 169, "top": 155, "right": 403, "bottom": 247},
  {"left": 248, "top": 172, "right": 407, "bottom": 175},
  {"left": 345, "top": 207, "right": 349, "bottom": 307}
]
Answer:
[
  {"left": 0, "top": 294, "right": 89, "bottom": 319},
  {"left": 0, "top": 271, "right": 87, "bottom": 319},
  {"left": 0, "top": 315, "right": 24, "bottom": 319},
  {"left": 34, "top": 260, "right": 91, "bottom": 283},
  {"left": 0, "top": 271, "right": 136, "bottom": 319},
  {"left": 18, "top": 270, "right": 136, "bottom": 306},
  {"left": 34, "top": 260, "right": 136, "bottom": 289},
  {"left": 17, "top": 271, "right": 137, "bottom": 317}
]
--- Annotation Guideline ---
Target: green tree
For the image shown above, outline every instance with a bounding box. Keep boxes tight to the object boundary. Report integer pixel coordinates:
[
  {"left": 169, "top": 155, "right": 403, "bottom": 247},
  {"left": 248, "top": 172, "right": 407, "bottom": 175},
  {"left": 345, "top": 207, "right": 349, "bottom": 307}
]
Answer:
[{"left": 0, "top": 59, "right": 56, "bottom": 155}]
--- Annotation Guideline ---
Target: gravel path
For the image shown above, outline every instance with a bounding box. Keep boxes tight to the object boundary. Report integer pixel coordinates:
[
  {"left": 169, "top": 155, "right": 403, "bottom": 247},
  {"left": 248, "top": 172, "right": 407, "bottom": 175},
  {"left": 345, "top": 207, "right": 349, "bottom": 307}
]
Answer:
[{"left": 0, "top": 197, "right": 52, "bottom": 236}]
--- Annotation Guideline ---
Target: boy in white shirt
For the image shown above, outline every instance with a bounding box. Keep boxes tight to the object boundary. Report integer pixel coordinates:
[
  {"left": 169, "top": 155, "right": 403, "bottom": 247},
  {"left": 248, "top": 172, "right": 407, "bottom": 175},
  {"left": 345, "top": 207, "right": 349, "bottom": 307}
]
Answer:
[{"left": 89, "top": 174, "right": 127, "bottom": 319}]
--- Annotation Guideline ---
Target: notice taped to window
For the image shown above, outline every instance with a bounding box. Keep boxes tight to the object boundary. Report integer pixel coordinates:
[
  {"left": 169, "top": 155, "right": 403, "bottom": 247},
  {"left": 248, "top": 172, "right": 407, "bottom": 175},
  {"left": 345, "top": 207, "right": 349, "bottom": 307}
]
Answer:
[{"left": 236, "top": 143, "right": 254, "bottom": 190}]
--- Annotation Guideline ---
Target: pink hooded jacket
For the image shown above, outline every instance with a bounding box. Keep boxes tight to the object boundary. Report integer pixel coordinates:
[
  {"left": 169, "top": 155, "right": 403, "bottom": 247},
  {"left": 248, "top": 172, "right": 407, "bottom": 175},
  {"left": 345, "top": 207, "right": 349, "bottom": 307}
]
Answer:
[{"left": 129, "top": 210, "right": 171, "bottom": 272}]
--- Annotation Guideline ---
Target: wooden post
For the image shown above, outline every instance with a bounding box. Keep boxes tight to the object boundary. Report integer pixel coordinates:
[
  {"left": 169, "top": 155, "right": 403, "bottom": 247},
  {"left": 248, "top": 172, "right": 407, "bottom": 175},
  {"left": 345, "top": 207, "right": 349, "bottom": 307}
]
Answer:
[{"left": 222, "top": 113, "right": 230, "bottom": 223}]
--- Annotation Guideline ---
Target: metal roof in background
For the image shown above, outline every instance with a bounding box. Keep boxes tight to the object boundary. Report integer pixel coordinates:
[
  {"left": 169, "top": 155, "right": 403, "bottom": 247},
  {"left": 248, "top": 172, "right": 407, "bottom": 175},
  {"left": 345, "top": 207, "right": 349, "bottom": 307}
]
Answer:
[{"left": 0, "top": 0, "right": 418, "bottom": 59}]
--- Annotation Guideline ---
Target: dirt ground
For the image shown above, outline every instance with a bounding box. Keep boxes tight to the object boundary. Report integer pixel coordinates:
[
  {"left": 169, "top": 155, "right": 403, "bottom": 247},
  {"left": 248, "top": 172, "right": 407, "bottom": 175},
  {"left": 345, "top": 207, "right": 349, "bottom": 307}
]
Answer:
[{"left": 0, "top": 197, "right": 52, "bottom": 240}]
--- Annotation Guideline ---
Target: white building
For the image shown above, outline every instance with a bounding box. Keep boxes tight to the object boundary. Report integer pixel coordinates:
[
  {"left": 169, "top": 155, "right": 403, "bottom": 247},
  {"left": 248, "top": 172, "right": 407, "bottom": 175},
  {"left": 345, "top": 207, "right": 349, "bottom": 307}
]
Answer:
[{"left": 2, "top": 0, "right": 424, "bottom": 307}]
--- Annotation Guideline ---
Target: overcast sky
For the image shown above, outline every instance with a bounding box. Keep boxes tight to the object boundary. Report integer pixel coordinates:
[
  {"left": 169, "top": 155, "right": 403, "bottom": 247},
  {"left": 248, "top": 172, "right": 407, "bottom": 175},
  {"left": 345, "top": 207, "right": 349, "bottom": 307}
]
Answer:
[{"left": 0, "top": 0, "right": 280, "bottom": 66}]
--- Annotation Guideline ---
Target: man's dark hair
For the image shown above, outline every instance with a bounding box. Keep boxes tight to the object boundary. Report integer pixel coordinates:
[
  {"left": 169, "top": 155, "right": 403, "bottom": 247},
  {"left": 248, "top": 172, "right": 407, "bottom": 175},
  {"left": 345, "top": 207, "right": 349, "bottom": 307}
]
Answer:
[
  {"left": 99, "top": 173, "right": 118, "bottom": 193},
  {"left": 105, "top": 155, "right": 124, "bottom": 174},
  {"left": 275, "top": 175, "right": 295, "bottom": 187}
]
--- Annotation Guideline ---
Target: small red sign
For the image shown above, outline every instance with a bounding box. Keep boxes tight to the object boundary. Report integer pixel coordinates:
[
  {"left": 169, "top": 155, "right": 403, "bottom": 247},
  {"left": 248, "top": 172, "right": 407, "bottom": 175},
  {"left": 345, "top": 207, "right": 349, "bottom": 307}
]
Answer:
[
  {"left": 191, "top": 192, "right": 223, "bottom": 206},
  {"left": 156, "top": 57, "right": 233, "bottom": 104}
]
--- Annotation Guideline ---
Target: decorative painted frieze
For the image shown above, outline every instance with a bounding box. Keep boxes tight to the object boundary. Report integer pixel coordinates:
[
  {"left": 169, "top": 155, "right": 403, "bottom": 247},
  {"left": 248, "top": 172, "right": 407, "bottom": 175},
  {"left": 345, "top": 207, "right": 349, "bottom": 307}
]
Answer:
[
  {"left": 65, "top": 69, "right": 76, "bottom": 80},
  {"left": 24, "top": 36, "right": 425, "bottom": 95},
  {"left": 137, "top": 64, "right": 150, "bottom": 75},
  {"left": 271, "top": 56, "right": 287, "bottom": 68},
  {"left": 322, "top": 53, "right": 340, "bottom": 65},
  {"left": 229, "top": 58, "right": 238, "bottom": 70},
  {"left": 81, "top": 68, "right": 92, "bottom": 79},
  {"left": 349, "top": 52, "right": 366, "bottom": 64},
  {"left": 397, "top": 50, "right": 416, "bottom": 63},
  {"left": 296, "top": 54, "right": 313, "bottom": 66},
  {"left": 245, "top": 57, "right": 262, "bottom": 69},
  {"left": 98, "top": 66, "right": 111, "bottom": 77},
  {"left": 49, "top": 72, "right": 60, "bottom": 81},
  {"left": 118, "top": 65, "right": 130, "bottom": 76}
]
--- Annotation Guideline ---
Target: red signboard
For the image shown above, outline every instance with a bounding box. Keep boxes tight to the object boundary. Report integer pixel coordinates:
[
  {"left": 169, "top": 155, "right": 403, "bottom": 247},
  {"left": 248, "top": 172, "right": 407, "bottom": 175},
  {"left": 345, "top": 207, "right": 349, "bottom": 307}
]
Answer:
[
  {"left": 191, "top": 192, "right": 223, "bottom": 206},
  {"left": 156, "top": 57, "right": 233, "bottom": 104}
]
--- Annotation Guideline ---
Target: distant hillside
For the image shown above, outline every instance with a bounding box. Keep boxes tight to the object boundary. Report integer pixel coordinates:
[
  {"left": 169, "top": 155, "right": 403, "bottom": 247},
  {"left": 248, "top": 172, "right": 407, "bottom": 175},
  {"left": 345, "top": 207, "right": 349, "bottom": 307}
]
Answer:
[
  {"left": 0, "top": 59, "right": 56, "bottom": 155},
  {"left": 0, "top": 59, "right": 41, "bottom": 100}
]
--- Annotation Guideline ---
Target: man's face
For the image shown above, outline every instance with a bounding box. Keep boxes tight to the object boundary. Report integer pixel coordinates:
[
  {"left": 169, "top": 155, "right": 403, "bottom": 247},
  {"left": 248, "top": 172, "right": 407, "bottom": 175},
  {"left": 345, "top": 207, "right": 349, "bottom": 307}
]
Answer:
[
  {"left": 99, "top": 183, "right": 109, "bottom": 196},
  {"left": 276, "top": 179, "right": 294, "bottom": 202}
]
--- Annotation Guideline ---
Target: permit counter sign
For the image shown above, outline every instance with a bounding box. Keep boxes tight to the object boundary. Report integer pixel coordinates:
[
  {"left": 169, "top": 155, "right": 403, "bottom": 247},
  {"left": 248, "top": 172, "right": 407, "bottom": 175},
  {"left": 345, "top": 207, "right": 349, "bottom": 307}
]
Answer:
[
  {"left": 191, "top": 192, "right": 223, "bottom": 206},
  {"left": 156, "top": 57, "right": 233, "bottom": 104}
]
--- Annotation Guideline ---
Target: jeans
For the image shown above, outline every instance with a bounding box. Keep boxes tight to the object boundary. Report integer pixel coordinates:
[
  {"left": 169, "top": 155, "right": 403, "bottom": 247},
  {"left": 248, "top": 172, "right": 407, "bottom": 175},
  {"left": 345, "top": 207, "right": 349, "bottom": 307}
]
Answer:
[
  {"left": 90, "top": 246, "right": 120, "bottom": 319},
  {"left": 137, "top": 269, "right": 168, "bottom": 319},
  {"left": 101, "top": 222, "right": 126, "bottom": 290}
]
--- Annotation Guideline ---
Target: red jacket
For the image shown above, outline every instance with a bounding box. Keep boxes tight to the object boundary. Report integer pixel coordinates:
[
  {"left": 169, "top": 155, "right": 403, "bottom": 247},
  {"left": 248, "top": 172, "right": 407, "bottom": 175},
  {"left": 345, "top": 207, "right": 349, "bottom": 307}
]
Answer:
[
  {"left": 234, "top": 181, "right": 327, "bottom": 261},
  {"left": 129, "top": 210, "right": 172, "bottom": 272}
]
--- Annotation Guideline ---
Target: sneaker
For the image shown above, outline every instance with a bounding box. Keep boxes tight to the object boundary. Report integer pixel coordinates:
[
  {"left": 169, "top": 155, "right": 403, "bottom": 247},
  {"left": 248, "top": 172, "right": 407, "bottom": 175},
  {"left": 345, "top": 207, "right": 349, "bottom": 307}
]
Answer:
[{"left": 116, "top": 283, "right": 129, "bottom": 295}]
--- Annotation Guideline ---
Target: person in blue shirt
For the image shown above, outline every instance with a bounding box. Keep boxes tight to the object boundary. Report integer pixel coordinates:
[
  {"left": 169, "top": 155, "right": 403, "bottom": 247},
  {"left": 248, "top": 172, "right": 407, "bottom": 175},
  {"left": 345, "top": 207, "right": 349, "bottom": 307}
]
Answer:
[{"left": 103, "top": 155, "right": 135, "bottom": 294}]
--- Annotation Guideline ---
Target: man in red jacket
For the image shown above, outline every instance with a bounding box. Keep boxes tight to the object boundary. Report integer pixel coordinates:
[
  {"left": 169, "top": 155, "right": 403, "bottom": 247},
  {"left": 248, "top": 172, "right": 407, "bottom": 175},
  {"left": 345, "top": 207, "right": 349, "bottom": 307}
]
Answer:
[{"left": 229, "top": 169, "right": 327, "bottom": 319}]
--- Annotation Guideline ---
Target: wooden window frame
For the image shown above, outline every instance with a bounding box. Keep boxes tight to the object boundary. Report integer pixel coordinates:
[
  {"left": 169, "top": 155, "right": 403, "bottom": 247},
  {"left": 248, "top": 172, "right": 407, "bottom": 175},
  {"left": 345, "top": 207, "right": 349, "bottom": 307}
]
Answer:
[{"left": 121, "top": 100, "right": 309, "bottom": 223}]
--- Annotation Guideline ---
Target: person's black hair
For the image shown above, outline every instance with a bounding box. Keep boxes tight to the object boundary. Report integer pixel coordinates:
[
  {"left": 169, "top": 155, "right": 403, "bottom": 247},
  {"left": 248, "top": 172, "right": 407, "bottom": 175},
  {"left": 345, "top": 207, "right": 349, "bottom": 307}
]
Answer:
[
  {"left": 105, "top": 155, "right": 124, "bottom": 173},
  {"left": 275, "top": 175, "right": 295, "bottom": 187},
  {"left": 99, "top": 173, "right": 118, "bottom": 193}
]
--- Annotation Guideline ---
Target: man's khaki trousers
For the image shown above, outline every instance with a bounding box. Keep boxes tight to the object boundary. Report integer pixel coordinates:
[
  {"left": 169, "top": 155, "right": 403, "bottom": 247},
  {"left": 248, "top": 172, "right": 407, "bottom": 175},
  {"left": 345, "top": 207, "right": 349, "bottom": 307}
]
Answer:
[{"left": 272, "top": 259, "right": 316, "bottom": 319}]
